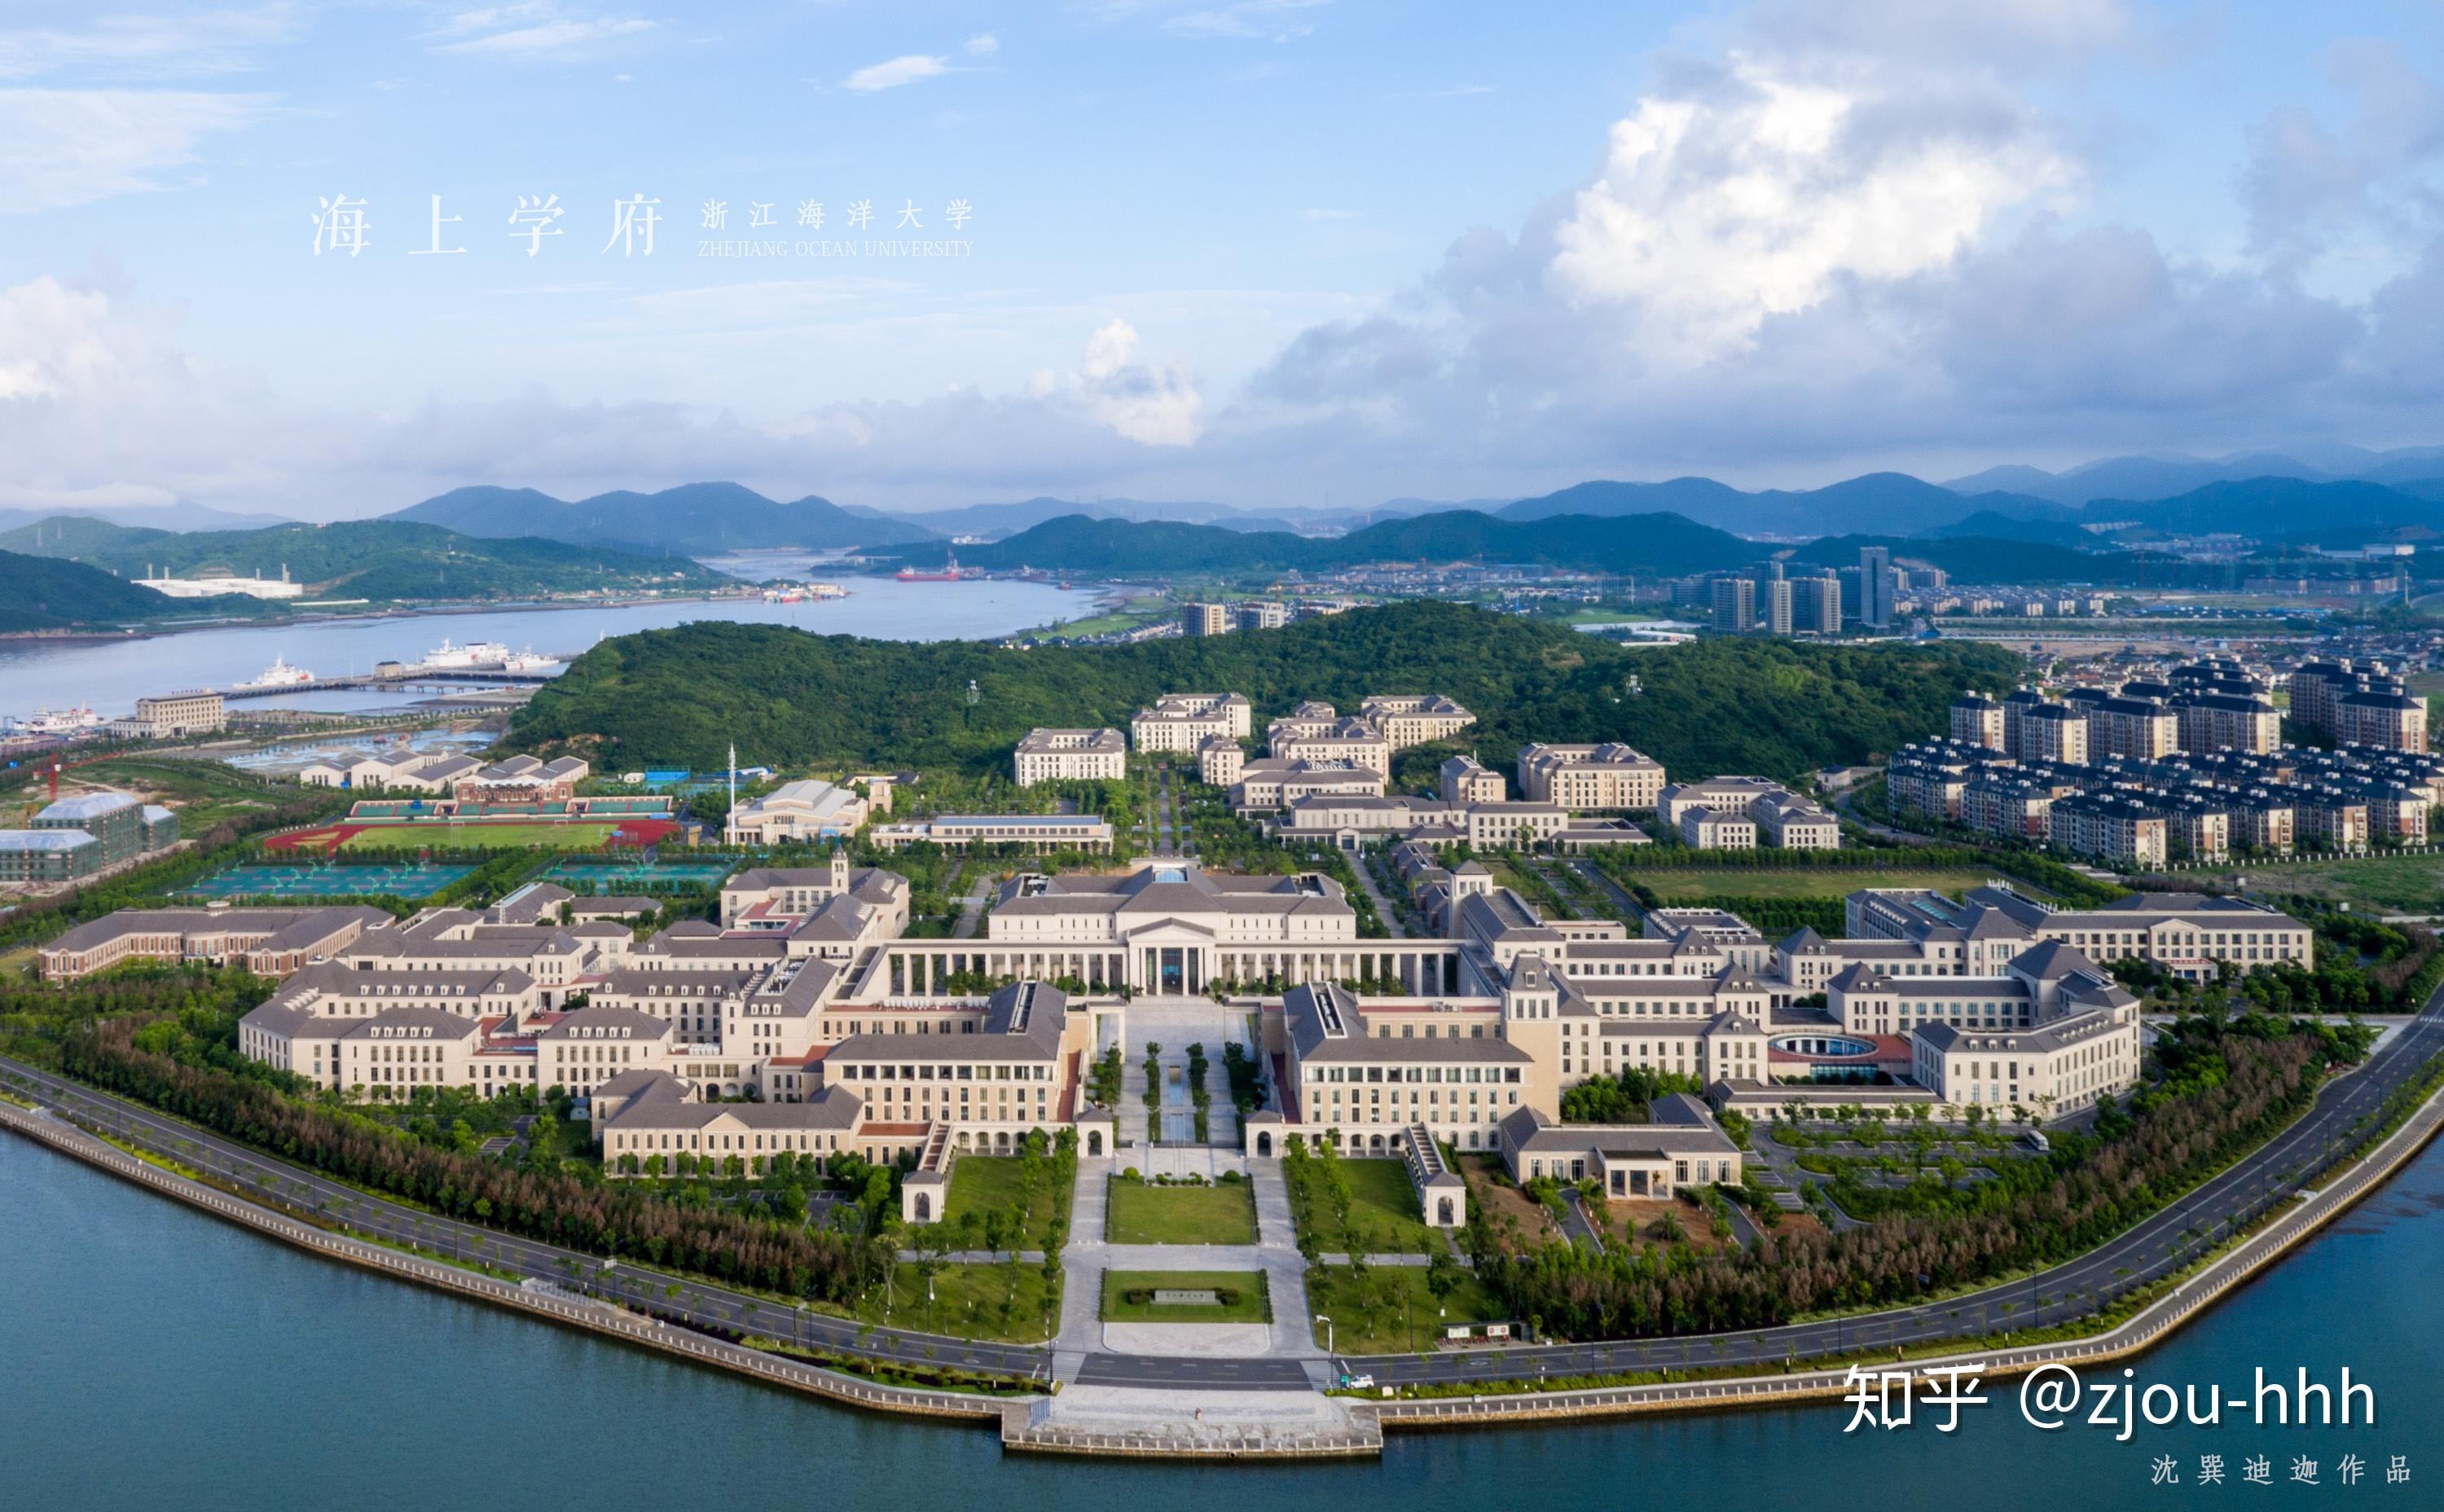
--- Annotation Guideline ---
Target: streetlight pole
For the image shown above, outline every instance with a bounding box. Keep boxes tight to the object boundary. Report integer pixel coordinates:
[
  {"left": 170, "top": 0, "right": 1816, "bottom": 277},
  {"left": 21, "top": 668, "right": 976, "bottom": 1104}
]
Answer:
[{"left": 1317, "top": 1314, "right": 1334, "bottom": 1360}]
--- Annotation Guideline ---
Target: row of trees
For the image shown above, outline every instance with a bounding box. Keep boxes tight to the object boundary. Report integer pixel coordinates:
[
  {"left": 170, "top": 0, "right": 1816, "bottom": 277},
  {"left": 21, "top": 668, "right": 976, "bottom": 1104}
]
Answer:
[{"left": 59, "top": 1021, "right": 896, "bottom": 1302}]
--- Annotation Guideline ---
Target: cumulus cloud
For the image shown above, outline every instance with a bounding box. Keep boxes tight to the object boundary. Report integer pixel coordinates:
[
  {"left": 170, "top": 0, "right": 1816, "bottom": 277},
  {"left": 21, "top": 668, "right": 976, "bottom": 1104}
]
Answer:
[
  {"left": 1549, "top": 55, "right": 2069, "bottom": 362},
  {"left": 1033, "top": 319, "right": 1205, "bottom": 446},
  {"left": 842, "top": 54, "right": 952, "bottom": 92},
  {"left": 0, "top": 88, "right": 273, "bottom": 213}
]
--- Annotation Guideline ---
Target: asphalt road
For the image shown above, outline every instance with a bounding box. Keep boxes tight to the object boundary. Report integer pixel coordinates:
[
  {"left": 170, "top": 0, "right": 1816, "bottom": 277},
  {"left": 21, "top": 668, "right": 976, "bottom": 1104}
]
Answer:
[{"left": 9, "top": 981, "right": 2439, "bottom": 1396}]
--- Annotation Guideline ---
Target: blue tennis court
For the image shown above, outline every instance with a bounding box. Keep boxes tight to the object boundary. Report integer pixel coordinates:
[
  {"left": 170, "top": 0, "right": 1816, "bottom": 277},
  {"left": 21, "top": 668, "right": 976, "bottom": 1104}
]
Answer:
[
  {"left": 180, "top": 860, "right": 476, "bottom": 900},
  {"left": 543, "top": 857, "right": 741, "bottom": 890}
]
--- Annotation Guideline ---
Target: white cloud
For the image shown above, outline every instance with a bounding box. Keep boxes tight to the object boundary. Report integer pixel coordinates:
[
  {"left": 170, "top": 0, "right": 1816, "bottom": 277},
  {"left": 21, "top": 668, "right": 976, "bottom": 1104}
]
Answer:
[
  {"left": 0, "top": 88, "right": 272, "bottom": 213},
  {"left": 1549, "top": 55, "right": 2069, "bottom": 363},
  {"left": 425, "top": 4, "right": 653, "bottom": 59},
  {"left": 1163, "top": 0, "right": 1330, "bottom": 42},
  {"left": 843, "top": 54, "right": 951, "bottom": 92},
  {"left": 965, "top": 33, "right": 998, "bottom": 56},
  {"left": 0, "top": 4, "right": 307, "bottom": 81},
  {"left": 1037, "top": 319, "right": 1204, "bottom": 446},
  {"left": 1299, "top": 207, "right": 1357, "bottom": 222}
]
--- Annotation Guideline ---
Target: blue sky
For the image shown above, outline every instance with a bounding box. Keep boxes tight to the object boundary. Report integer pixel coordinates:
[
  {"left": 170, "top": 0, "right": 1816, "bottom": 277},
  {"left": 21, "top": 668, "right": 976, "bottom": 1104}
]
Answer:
[{"left": 2, "top": 0, "right": 2442, "bottom": 517}]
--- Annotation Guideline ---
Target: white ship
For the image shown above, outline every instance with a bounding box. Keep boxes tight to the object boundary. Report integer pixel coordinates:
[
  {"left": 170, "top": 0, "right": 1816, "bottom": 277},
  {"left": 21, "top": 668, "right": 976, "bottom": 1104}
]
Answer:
[
  {"left": 15, "top": 705, "right": 108, "bottom": 736},
  {"left": 237, "top": 656, "right": 315, "bottom": 690},
  {"left": 422, "top": 639, "right": 512, "bottom": 669},
  {"left": 499, "top": 647, "right": 561, "bottom": 672}
]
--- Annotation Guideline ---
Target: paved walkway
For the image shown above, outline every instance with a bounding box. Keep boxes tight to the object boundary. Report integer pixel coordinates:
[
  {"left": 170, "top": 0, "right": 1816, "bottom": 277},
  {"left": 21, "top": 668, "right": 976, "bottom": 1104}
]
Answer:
[
  {"left": 1349, "top": 855, "right": 1410, "bottom": 938},
  {"left": 949, "top": 894, "right": 987, "bottom": 939},
  {"left": 1052, "top": 1152, "right": 1326, "bottom": 1380}
]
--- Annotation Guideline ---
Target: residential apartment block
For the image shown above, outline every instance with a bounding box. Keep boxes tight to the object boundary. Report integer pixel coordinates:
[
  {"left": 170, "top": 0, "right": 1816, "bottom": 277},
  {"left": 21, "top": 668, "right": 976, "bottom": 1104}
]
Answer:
[
  {"left": 1515, "top": 742, "right": 1668, "bottom": 810},
  {"left": 1657, "top": 776, "right": 1840, "bottom": 850},
  {"left": 1013, "top": 727, "right": 1127, "bottom": 787},
  {"left": 1129, "top": 692, "right": 1253, "bottom": 753}
]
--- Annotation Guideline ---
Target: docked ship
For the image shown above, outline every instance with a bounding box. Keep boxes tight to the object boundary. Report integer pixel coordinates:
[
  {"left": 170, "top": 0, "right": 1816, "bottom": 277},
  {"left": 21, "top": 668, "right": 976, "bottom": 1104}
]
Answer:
[
  {"left": 499, "top": 647, "right": 560, "bottom": 672},
  {"left": 897, "top": 546, "right": 962, "bottom": 583},
  {"left": 423, "top": 639, "right": 512, "bottom": 669},
  {"left": 236, "top": 656, "right": 315, "bottom": 690},
  {"left": 12, "top": 705, "right": 108, "bottom": 736}
]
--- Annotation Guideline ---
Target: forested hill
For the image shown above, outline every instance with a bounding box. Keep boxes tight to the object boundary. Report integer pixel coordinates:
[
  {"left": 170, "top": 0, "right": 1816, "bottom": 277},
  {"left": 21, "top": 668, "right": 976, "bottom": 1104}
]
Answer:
[
  {"left": 510, "top": 602, "right": 2021, "bottom": 780},
  {"left": 0, "top": 517, "right": 730, "bottom": 601},
  {"left": 0, "top": 548, "right": 218, "bottom": 632}
]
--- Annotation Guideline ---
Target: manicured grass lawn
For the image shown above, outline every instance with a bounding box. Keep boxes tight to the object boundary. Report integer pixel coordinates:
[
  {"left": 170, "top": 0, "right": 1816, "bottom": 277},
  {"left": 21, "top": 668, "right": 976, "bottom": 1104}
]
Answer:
[
  {"left": 1627, "top": 867, "right": 2003, "bottom": 903},
  {"left": 1100, "top": 1269, "right": 1271, "bottom": 1323},
  {"left": 0, "top": 946, "right": 37, "bottom": 982},
  {"left": 1286, "top": 1156, "right": 1440, "bottom": 1255},
  {"left": 1337, "top": 1158, "right": 1440, "bottom": 1254},
  {"left": 843, "top": 1261, "right": 1060, "bottom": 1343},
  {"left": 2172, "top": 852, "right": 2444, "bottom": 916},
  {"left": 943, "top": 1155, "right": 1071, "bottom": 1249},
  {"left": 340, "top": 821, "right": 622, "bottom": 852},
  {"left": 1105, "top": 1177, "right": 1258, "bottom": 1245},
  {"left": 1304, "top": 1264, "right": 1504, "bottom": 1355}
]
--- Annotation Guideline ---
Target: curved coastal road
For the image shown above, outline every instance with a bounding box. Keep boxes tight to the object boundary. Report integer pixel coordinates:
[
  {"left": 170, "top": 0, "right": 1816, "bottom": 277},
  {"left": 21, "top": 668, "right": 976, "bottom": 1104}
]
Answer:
[
  {"left": 0, "top": 1058, "right": 1057, "bottom": 1382},
  {"left": 8, "top": 986, "right": 2441, "bottom": 1397},
  {"left": 1352, "top": 991, "right": 2444, "bottom": 1386}
]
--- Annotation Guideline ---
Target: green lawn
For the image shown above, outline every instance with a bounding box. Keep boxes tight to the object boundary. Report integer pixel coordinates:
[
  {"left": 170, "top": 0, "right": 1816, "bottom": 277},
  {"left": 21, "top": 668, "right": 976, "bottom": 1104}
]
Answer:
[
  {"left": 1100, "top": 1269, "right": 1271, "bottom": 1323},
  {"left": 2169, "top": 853, "right": 2444, "bottom": 916},
  {"left": 1305, "top": 1264, "right": 1505, "bottom": 1355},
  {"left": 1105, "top": 1177, "right": 1258, "bottom": 1245},
  {"left": 843, "top": 1260, "right": 1060, "bottom": 1343},
  {"left": 341, "top": 821, "right": 623, "bottom": 852},
  {"left": 1628, "top": 867, "right": 2003, "bottom": 903},
  {"left": 942, "top": 1155, "right": 1071, "bottom": 1250},
  {"left": 1286, "top": 1157, "right": 1440, "bottom": 1255}
]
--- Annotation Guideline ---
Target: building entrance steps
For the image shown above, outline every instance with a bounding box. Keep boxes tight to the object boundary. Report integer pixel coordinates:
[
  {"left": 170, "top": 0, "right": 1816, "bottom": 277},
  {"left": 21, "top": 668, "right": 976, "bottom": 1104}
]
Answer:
[{"left": 1003, "top": 1385, "right": 1381, "bottom": 1458}]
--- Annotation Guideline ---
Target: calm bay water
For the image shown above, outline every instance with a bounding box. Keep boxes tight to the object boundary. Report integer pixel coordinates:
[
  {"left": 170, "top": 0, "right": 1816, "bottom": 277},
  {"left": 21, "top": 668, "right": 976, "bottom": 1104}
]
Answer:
[
  {"left": 0, "top": 576, "right": 1091, "bottom": 723},
  {"left": 3, "top": 1131, "right": 2437, "bottom": 1512}
]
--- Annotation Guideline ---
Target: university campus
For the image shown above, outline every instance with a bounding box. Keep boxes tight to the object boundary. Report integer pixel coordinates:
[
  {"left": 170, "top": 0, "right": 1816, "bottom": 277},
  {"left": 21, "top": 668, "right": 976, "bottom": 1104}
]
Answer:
[
  {"left": 11, "top": 0, "right": 2444, "bottom": 1496},
  {"left": 10, "top": 596, "right": 2442, "bottom": 1461}
]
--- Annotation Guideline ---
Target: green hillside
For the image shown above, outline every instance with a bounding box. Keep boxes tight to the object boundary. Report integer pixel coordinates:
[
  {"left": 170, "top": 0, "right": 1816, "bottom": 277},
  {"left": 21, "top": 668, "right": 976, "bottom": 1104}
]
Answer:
[
  {"left": 510, "top": 601, "right": 2020, "bottom": 779},
  {"left": 0, "top": 517, "right": 728, "bottom": 601},
  {"left": 0, "top": 548, "right": 219, "bottom": 632}
]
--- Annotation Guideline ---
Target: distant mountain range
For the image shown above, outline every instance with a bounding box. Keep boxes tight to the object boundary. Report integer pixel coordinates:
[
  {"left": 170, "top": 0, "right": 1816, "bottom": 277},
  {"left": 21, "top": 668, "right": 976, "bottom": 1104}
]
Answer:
[
  {"left": 61, "top": 439, "right": 2438, "bottom": 565},
  {"left": 1941, "top": 443, "right": 2444, "bottom": 505},
  {"left": 868, "top": 509, "right": 2217, "bottom": 586},
  {"left": 389, "top": 482, "right": 934, "bottom": 556}
]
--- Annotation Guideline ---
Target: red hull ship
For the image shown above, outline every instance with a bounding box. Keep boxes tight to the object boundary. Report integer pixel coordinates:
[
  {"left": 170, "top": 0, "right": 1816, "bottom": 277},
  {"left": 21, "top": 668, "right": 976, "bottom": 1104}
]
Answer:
[{"left": 897, "top": 546, "right": 962, "bottom": 582}]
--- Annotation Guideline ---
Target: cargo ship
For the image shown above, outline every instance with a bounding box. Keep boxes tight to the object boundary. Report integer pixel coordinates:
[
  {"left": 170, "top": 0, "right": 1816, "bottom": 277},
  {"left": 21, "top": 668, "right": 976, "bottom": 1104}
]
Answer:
[{"left": 897, "top": 547, "right": 962, "bottom": 583}]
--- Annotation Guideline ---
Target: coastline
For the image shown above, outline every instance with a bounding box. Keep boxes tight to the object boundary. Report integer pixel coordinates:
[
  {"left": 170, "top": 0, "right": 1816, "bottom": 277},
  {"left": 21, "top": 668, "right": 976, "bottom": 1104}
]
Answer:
[{"left": 8, "top": 1065, "right": 2441, "bottom": 1460}]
